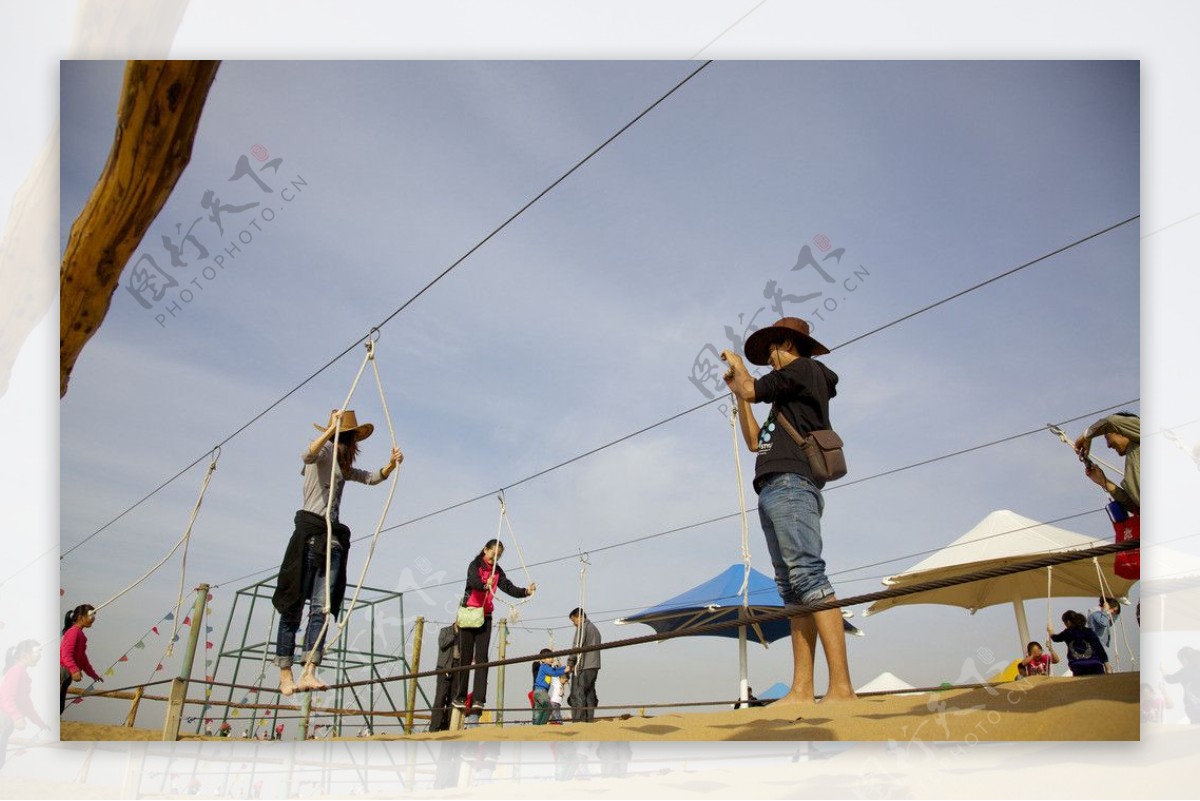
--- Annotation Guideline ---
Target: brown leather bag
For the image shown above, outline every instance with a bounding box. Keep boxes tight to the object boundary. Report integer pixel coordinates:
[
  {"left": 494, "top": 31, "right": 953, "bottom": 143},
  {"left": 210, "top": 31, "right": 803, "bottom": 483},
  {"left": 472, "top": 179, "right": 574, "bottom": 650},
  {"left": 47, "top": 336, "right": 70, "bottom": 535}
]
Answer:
[{"left": 772, "top": 406, "right": 847, "bottom": 482}]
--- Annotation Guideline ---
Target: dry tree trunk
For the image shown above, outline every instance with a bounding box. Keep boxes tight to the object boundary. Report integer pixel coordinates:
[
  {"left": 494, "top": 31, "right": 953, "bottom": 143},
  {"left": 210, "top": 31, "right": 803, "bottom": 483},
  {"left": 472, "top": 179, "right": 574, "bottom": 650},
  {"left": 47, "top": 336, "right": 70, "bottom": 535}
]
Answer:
[{"left": 59, "top": 59, "right": 220, "bottom": 397}]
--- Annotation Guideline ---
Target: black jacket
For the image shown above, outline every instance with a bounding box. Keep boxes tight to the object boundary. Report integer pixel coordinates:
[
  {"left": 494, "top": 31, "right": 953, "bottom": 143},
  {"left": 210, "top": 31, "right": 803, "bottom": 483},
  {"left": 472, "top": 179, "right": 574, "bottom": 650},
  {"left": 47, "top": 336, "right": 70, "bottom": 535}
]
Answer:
[{"left": 272, "top": 510, "right": 352, "bottom": 615}]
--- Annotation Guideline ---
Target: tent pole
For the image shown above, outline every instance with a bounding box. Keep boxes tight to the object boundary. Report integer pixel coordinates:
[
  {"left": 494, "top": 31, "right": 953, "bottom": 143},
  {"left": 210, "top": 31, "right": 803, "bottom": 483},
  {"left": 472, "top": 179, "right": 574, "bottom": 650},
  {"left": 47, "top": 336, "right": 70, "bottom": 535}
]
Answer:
[
  {"left": 738, "top": 625, "right": 749, "bottom": 703},
  {"left": 1012, "top": 599, "right": 1031, "bottom": 654}
]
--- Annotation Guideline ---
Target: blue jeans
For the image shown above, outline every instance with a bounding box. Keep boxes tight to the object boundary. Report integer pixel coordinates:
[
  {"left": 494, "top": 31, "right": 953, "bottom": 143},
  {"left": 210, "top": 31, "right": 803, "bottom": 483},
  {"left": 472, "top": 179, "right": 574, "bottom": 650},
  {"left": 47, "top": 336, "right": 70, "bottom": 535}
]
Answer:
[
  {"left": 275, "top": 539, "right": 342, "bottom": 668},
  {"left": 757, "top": 472, "right": 834, "bottom": 606}
]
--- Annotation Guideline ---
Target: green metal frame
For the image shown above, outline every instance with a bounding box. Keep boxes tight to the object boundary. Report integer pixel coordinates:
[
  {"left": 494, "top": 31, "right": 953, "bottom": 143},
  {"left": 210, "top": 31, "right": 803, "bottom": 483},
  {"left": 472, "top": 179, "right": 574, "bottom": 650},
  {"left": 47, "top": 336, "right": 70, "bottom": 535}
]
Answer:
[{"left": 199, "top": 576, "right": 432, "bottom": 737}]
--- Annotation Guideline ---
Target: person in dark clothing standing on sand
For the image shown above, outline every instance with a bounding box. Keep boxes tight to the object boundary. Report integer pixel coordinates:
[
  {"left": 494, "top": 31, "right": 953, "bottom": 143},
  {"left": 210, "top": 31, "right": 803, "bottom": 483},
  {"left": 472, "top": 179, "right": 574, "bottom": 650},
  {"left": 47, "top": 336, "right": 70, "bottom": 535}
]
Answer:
[{"left": 722, "top": 317, "right": 856, "bottom": 707}]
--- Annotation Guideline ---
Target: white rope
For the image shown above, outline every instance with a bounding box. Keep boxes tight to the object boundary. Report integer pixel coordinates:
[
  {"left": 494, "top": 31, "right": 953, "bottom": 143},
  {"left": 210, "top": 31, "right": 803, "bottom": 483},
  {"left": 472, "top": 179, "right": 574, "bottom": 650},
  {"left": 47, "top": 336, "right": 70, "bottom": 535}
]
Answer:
[
  {"left": 493, "top": 494, "right": 535, "bottom": 622},
  {"left": 574, "top": 553, "right": 589, "bottom": 651},
  {"left": 322, "top": 339, "right": 403, "bottom": 654},
  {"left": 1090, "top": 557, "right": 1121, "bottom": 669},
  {"left": 1045, "top": 424, "right": 1123, "bottom": 488},
  {"left": 95, "top": 448, "right": 221, "bottom": 614},
  {"left": 729, "top": 405, "right": 752, "bottom": 605},
  {"left": 305, "top": 338, "right": 396, "bottom": 670},
  {"left": 1045, "top": 566, "right": 1054, "bottom": 675}
]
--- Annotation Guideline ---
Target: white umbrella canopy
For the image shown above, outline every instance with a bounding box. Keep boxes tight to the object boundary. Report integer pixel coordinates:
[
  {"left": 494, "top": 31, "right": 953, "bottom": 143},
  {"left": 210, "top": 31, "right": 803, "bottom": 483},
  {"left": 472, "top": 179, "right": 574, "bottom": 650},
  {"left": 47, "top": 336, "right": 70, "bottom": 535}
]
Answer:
[
  {"left": 856, "top": 671, "right": 918, "bottom": 695},
  {"left": 862, "top": 510, "right": 1136, "bottom": 649}
]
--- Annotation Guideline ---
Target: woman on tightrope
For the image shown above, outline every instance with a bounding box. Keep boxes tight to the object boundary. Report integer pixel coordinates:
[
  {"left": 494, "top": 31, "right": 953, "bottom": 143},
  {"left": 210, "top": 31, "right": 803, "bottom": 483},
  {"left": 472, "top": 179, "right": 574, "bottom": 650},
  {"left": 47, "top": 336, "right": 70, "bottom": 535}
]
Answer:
[
  {"left": 452, "top": 540, "right": 535, "bottom": 719},
  {"left": 272, "top": 409, "right": 402, "bottom": 695},
  {"left": 59, "top": 604, "right": 102, "bottom": 713}
]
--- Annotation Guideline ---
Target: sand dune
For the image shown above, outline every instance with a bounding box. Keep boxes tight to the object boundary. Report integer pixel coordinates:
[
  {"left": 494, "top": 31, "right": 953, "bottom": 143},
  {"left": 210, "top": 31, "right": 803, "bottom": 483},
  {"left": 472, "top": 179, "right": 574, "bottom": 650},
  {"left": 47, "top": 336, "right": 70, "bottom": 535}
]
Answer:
[{"left": 60, "top": 673, "right": 1137, "bottom": 743}]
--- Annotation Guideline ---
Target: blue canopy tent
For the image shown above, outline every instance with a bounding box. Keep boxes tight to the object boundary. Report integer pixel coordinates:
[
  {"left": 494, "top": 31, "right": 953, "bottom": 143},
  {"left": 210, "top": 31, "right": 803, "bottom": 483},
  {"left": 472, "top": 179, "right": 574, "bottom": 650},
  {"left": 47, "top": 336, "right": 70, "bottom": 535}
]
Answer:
[{"left": 615, "top": 565, "right": 861, "bottom": 700}]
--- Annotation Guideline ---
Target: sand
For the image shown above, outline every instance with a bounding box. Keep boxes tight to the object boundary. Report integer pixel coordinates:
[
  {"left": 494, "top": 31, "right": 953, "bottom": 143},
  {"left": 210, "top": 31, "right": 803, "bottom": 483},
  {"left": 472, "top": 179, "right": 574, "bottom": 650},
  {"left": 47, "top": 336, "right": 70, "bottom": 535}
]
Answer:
[{"left": 60, "top": 673, "right": 1138, "bottom": 743}]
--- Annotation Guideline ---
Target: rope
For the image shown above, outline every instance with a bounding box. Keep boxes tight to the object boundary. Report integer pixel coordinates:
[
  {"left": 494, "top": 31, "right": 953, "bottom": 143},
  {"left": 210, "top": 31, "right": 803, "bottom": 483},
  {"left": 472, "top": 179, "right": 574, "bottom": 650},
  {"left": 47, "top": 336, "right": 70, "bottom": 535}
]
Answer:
[
  {"left": 729, "top": 405, "right": 752, "bottom": 604},
  {"left": 493, "top": 493, "right": 535, "bottom": 622},
  {"left": 1090, "top": 557, "right": 1126, "bottom": 670},
  {"left": 319, "top": 337, "right": 404, "bottom": 658},
  {"left": 95, "top": 448, "right": 221, "bottom": 614},
  {"left": 1046, "top": 424, "right": 1123, "bottom": 488},
  {"left": 575, "top": 551, "right": 590, "bottom": 653},
  {"left": 303, "top": 340, "right": 376, "bottom": 671},
  {"left": 315, "top": 540, "right": 1139, "bottom": 694}
]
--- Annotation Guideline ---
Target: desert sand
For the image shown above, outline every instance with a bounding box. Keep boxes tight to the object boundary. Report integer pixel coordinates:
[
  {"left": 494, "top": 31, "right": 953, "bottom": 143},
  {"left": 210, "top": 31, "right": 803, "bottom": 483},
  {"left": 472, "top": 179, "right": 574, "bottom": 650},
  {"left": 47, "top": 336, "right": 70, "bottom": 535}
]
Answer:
[{"left": 60, "top": 673, "right": 1138, "bottom": 743}]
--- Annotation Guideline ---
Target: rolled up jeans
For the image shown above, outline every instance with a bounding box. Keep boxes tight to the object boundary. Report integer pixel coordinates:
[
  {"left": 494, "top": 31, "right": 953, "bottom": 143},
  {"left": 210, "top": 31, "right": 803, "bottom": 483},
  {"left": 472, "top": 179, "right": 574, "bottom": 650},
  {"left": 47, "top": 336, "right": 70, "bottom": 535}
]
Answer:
[
  {"left": 276, "top": 539, "right": 342, "bottom": 668},
  {"left": 756, "top": 472, "right": 835, "bottom": 606}
]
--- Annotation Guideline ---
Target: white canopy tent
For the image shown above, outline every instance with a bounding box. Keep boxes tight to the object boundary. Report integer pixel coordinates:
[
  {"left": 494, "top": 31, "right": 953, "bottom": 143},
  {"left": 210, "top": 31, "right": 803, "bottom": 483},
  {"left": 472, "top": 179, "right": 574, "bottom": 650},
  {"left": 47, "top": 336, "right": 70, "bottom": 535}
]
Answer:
[
  {"left": 856, "top": 671, "right": 918, "bottom": 695},
  {"left": 863, "top": 509, "right": 1137, "bottom": 652}
]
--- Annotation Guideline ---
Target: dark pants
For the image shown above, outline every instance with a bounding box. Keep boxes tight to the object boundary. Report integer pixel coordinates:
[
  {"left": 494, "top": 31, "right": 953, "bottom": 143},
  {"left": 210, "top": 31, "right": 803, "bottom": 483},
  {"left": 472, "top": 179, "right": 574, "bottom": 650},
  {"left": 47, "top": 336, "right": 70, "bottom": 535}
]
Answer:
[
  {"left": 430, "top": 667, "right": 457, "bottom": 732},
  {"left": 59, "top": 668, "right": 72, "bottom": 714},
  {"left": 569, "top": 668, "right": 599, "bottom": 722},
  {"left": 0, "top": 713, "right": 13, "bottom": 769},
  {"left": 452, "top": 618, "right": 493, "bottom": 706}
]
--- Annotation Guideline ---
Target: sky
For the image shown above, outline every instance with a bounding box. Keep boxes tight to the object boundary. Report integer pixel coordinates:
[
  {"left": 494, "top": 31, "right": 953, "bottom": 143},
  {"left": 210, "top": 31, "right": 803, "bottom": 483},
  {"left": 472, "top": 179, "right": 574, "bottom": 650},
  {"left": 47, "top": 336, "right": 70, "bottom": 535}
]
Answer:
[
  {"left": 0, "top": 2, "right": 1195, "bottom": 798},
  {"left": 51, "top": 59, "right": 1149, "bottom": 732}
]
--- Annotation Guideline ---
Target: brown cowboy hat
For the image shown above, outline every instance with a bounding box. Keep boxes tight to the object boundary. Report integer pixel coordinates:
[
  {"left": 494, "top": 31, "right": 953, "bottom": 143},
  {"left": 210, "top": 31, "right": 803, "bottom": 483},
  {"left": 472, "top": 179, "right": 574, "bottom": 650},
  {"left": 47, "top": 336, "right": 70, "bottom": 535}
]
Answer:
[
  {"left": 743, "top": 317, "right": 830, "bottom": 366},
  {"left": 313, "top": 409, "right": 374, "bottom": 441}
]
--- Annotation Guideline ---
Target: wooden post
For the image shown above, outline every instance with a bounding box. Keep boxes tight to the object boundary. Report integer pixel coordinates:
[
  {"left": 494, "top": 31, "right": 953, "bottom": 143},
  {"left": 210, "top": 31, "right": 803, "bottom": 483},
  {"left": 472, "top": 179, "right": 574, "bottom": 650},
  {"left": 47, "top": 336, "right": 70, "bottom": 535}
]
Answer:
[
  {"left": 496, "top": 618, "right": 508, "bottom": 728},
  {"left": 161, "top": 583, "right": 209, "bottom": 741},
  {"left": 123, "top": 686, "right": 144, "bottom": 727},
  {"left": 404, "top": 617, "right": 424, "bottom": 734},
  {"left": 161, "top": 678, "right": 187, "bottom": 742}
]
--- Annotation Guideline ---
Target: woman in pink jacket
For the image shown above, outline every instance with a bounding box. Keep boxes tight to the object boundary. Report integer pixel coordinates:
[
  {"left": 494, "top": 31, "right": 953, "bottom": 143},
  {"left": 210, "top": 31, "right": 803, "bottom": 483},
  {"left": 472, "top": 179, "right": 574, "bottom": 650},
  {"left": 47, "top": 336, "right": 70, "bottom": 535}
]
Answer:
[
  {"left": 59, "top": 604, "right": 102, "bottom": 713},
  {"left": 1, "top": 640, "right": 49, "bottom": 768}
]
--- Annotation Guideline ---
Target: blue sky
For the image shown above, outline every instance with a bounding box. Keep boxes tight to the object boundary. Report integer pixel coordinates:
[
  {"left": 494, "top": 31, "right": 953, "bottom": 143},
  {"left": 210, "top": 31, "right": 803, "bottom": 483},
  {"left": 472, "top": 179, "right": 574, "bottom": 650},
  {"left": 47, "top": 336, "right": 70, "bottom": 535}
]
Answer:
[{"left": 56, "top": 59, "right": 1146, "bottom": 728}]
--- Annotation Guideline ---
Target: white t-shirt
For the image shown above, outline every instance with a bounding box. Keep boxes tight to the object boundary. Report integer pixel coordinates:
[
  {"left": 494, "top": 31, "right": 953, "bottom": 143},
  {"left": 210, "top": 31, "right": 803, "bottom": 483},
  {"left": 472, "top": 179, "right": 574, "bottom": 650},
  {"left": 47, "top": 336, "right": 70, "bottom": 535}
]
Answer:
[{"left": 549, "top": 675, "right": 565, "bottom": 705}]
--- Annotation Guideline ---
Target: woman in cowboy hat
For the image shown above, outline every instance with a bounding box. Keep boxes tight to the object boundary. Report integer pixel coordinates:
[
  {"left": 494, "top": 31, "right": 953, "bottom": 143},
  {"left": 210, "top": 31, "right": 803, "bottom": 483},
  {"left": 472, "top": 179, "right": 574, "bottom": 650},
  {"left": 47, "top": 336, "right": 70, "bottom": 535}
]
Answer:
[{"left": 272, "top": 409, "right": 402, "bottom": 695}]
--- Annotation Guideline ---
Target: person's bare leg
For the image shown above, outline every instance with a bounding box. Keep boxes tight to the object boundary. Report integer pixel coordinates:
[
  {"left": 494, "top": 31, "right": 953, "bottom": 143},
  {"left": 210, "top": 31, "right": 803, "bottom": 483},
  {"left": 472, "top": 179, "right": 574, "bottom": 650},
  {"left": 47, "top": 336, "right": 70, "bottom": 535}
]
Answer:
[
  {"left": 772, "top": 614, "right": 818, "bottom": 707},
  {"left": 814, "top": 603, "right": 856, "bottom": 702}
]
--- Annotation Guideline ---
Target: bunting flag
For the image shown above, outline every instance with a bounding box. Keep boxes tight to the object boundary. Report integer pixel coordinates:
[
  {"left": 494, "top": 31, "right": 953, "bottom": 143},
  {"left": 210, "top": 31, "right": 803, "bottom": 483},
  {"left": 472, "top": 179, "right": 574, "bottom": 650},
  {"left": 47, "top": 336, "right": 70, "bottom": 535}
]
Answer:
[
  {"left": 134, "top": 641, "right": 145, "bottom": 649},
  {"left": 171, "top": 635, "right": 180, "bottom": 643},
  {"left": 104, "top": 668, "right": 115, "bottom": 676},
  {"left": 71, "top": 698, "right": 83, "bottom": 705},
  {"left": 205, "top": 689, "right": 212, "bottom": 698},
  {"left": 164, "top": 612, "right": 174, "bottom": 621},
  {"left": 118, "top": 655, "right": 129, "bottom": 662},
  {"left": 183, "top": 616, "right": 191, "bottom": 626},
  {"left": 155, "top": 663, "right": 164, "bottom": 671},
  {"left": 206, "top": 641, "right": 214, "bottom": 649},
  {"left": 60, "top": 588, "right": 64, "bottom": 596},
  {"left": 230, "top": 708, "right": 240, "bottom": 717},
  {"left": 205, "top": 675, "right": 214, "bottom": 682},
  {"left": 151, "top": 626, "right": 159, "bottom": 635},
  {"left": 206, "top": 625, "right": 213, "bottom": 633},
  {"left": 206, "top": 593, "right": 213, "bottom": 602}
]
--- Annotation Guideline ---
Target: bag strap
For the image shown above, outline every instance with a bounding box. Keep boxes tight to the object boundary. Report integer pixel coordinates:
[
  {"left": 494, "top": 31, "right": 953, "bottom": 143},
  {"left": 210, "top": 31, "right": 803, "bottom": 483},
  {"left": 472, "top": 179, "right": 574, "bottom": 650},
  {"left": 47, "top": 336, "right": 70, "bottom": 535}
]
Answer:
[{"left": 771, "top": 404, "right": 809, "bottom": 448}]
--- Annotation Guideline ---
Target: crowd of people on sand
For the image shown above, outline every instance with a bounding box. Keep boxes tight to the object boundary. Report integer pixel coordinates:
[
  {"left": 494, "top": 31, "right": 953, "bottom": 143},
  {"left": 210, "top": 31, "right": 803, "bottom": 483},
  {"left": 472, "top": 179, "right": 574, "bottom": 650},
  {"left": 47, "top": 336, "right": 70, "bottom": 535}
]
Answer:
[{"left": 45, "top": 317, "right": 1157, "bottom": 742}]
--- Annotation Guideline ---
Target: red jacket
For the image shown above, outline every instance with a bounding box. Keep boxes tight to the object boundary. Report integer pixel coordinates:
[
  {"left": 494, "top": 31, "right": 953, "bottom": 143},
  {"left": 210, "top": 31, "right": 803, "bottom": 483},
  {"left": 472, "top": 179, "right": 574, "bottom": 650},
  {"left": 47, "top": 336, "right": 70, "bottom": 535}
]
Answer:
[
  {"left": 60, "top": 626, "right": 100, "bottom": 681},
  {"left": 0, "top": 664, "right": 47, "bottom": 728},
  {"left": 462, "top": 555, "right": 528, "bottom": 616}
]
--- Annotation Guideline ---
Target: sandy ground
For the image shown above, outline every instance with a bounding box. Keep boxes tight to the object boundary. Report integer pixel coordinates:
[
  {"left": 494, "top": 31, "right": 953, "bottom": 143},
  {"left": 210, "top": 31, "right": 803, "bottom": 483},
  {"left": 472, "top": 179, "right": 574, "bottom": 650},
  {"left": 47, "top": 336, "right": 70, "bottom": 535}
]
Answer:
[{"left": 60, "top": 673, "right": 1138, "bottom": 743}]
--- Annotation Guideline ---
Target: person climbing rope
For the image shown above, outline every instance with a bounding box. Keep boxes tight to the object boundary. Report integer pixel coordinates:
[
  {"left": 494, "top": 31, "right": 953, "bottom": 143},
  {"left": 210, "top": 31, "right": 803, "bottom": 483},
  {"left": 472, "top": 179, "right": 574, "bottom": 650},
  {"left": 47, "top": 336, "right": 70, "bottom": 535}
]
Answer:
[
  {"left": 272, "top": 409, "right": 402, "bottom": 695},
  {"left": 1074, "top": 411, "right": 1140, "bottom": 515}
]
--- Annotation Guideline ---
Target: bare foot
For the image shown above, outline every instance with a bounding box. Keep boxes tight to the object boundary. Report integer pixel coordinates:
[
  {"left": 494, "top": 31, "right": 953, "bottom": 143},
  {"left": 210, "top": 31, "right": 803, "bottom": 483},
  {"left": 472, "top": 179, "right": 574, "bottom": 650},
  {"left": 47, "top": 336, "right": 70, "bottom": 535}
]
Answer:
[
  {"left": 279, "top": 670, "right": 295, "bottom": 697},
  {"left": 770, "top": 691, "right": 816, "bottom": 708},
  {"left": 818, "top": 689, "right": 858, "bottom": 703},
  {"left": 298, "top": 668, "right": 328, "bottom": 692}
]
